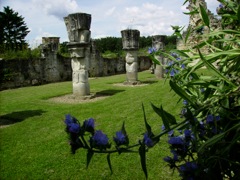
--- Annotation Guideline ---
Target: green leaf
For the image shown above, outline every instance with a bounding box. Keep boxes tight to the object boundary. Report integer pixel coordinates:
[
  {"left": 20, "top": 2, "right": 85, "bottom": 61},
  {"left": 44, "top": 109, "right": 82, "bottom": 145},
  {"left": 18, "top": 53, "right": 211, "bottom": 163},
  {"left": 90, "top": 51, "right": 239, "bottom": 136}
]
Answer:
[
  {"left": 107, "top": 153, "right": 113, "bottom": 174},
  {"left": 237, "top": 5, "right": 240, "bottom": 22},
  {"left": 120, "top": 121, "right": 129, "bottom": 146},
  {"left": 121, "top": 121, "right": 127, "bottom": 135},
  {"left": 169, "top": 49, "right": 190, "bottom": 58},
  {"left": 86, "top": 150, "right": 94, "bottom": 169},
  {"left": 183, "top": 9, "right": 198, "bottom": 15},
  {"left": 169, "top": 80, "right": 198, "bottom": 109},
  {"left": 142, "top": 103, "right": 152, "bottom": 134},
  {"left": 197, "top": 48, "right": 237, "bottom": 88},
  {"left": 139, "top": 144, "right": 148, "bottom": 179},
  {"left": 151, "top": 104, "right": 177, "bottom": 130},
  {"left": 149, "top": 54, "right": 160, "bottom": 65},
  {"left": 221, "top": 29, "right": 240, "bottom": 35},
  {"left": 183, "top": 0, "right": 188, "bottom": 6},
  {"left": 198, "top": 123, "right": 240, "bottom": 153},
  {"left": 185, "top": 27, "right": 192, "bottom": 44},
  {"left": 200, "top": 5, "right": 210, "bottom": 27}
]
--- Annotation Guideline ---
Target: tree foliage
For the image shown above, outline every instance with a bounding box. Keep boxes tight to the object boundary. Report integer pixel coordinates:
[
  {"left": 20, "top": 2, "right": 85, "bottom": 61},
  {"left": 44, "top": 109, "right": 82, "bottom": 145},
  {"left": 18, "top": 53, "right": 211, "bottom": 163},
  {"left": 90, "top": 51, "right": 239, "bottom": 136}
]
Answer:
[
  {"left": 0, "top": 6, "right": 30, "bottom": 52},
  {"left": 93, "top": 35, "right": 176, "bottom": 53}
]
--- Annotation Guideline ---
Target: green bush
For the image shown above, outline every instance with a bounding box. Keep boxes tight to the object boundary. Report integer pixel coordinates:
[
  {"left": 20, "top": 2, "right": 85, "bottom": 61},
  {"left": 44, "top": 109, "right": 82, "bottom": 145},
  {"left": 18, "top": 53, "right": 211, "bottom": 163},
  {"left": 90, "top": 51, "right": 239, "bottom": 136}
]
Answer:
[{"left": 0, "top": 48, "right": 41, "bottom": 60}]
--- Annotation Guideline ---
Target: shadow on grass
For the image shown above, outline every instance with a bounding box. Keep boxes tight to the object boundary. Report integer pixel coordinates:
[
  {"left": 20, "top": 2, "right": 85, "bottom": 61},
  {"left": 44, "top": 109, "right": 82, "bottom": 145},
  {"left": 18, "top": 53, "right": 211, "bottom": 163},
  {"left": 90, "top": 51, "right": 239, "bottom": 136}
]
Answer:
[
  {"left": 0, "top": 110, "right": 46, "bottom": 126},
  {"left": 95, "top": 89, "right": 125, "bottom": 97},
  {"left": 141, "top": 78, "right": 159, "bottom": 85}
]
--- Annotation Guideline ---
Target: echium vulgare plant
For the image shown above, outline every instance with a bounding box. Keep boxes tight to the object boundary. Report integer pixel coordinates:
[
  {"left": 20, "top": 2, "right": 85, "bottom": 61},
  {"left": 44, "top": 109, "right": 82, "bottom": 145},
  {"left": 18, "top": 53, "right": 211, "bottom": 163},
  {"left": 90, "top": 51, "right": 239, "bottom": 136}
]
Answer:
[{"left": 64, "top": 0, "right": 240, "bottom": 179}]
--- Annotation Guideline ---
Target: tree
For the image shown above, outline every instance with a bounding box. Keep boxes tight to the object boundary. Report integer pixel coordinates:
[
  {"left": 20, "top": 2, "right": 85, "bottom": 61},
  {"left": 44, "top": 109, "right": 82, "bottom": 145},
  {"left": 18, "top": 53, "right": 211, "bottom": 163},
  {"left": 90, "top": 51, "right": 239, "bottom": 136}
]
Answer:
[{"left": 0, "top": 6, "right": 30, "bottom": 52}]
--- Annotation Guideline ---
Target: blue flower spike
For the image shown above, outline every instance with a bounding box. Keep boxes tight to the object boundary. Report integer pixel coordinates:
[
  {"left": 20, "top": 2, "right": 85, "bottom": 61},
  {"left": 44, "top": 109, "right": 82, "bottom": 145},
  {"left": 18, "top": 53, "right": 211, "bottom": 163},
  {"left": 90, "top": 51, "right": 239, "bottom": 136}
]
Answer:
[
  {"left": 64, "top": 114, "right": 81, "bottom": 134},
  {"left": 90, "top": 130, "right": 111, "bottom": 150},
  {"left": 143, "top": 132, "right": 154, "bottom": 147},
  {"left": 83, "top": 118, "right": 95, "bottom": 134},
  {"left": 113, "top": 131, "right": 128, "bottom": 146}
]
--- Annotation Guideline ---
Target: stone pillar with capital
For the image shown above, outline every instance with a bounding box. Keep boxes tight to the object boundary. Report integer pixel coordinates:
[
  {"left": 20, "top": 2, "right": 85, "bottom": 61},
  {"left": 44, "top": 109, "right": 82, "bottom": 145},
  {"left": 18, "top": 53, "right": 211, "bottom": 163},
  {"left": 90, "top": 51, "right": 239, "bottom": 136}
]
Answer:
[
  {"left": 152, "top": 35, "right": 166, "bottom": 79},
  {"left": 64, "top": 13, "right": 91, "bottom": 96},
  {"left": 121, "top": 29, "right": 140, "bottom": 85}
]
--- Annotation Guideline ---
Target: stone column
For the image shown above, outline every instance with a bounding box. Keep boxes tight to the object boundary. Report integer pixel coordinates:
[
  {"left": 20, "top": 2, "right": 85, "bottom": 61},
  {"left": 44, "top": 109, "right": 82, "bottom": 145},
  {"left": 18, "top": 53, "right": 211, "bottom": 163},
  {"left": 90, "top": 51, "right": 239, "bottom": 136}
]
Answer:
[
  {"left": 40, "top": 37, "right": 62, "bottom": 82},
  {"left": 64, "top": 13, "right": 91, "bottom": 96},
  {"left": 121, "top": 29, "right": 140, "bottom": 85},
  {"left": 152, "top": 35, "right": 166, "bottom": 79},
  {"left": 41, "top": 37, "right": 60, "bottom": 58}
]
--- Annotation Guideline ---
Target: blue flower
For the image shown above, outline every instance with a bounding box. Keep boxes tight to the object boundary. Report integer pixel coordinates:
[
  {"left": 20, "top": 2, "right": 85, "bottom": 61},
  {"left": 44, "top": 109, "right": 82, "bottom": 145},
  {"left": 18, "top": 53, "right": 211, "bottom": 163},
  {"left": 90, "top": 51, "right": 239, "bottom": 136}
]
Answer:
[
  {"left": 167, "top": 61, "right": 174, "bottom": 67},
  {"left": 206, "top": 114, "right": 214, "bottom": 124},
  {"left": 184, "top": 129, "right": 195, "bottom": 141},
  {"left": 183, "top": 100, "right": 188, "bottom": 105},
  {"left": 168, "top": 130, "right": 174, "bottom": 137},
  {"left": 181, "top": 64, "right": 186, "bottom": 69},
  {"left": 64, "top": 114, "right": 81, "bottom": 134},
  {"left": 170, "top": 69, "right": 177, "bottom": 77},
  {"left": 215, "top": 115, "right": 221, "bottom": 121},
  {"left": 161, "top": 125, "right": 165, "bottom": 131},
  {"left": 114, "top": 131, "right": 128, "bottom": 146},
  {"left": 184, "top": 129, "right": 191, "bottom": 138},
  {"left": 200, "top": 88, "right": 205, "bottom": 92},
  {"left": 148, "top": 47, "right": 157, "bottom": 54},
  {"left": 168, "top": 136, "right": 184, "bottom": 145},
  {"left": 69, "top": 123, "right": 81, "bottom": 134},
  {"left": 90, "top": 130, "right": 110, "bottom": 149},
  {"left": 211, "top": 126, "right": 218, "bottom": 134},
  {"left": 179, "top": 162, "right": 198, "bottom": 179},
  {"left": 198, "top": 121, "right": 206, "bottom": 137},
  {"left": 170, "top": 52, "right": 178, "bottom": 58},
  {"left": 163, "top": 156, "right": 172, "bottom": 163},
  {"left": 180, "top": 108, "right": 187, "bottom": 118},
  {"left": 219, "top": 3, "right": 224, "bottom": 8},
  {"left": 162, "top": 125, "right": 174, "bottom": 137},
  {"left": 143, "top": 132, "right": 154, "bottom": 147},
  {"left": 171, "top": 150, "right": 179, "bottom": 161},
  {"left": 64, "top": 114, "right": 74, "bottom": 126},
  {"left": 199, "top": 121, "right": 204, "bottom": 127},
  {"left": 173, "top": 155, "right": 178, "bottom": 162},
  {"left": 83, "top": 118, "right": 95, "bottom": 133},
  {"left": 180, "top": 162, "right": 198, "bottom": 172}
]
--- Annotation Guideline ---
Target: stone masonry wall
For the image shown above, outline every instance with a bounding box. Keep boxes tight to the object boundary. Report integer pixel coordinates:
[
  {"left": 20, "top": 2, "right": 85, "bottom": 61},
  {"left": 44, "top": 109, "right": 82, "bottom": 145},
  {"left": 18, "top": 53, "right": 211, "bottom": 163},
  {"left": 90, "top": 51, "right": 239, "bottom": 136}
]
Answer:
[
  {"left": 0, "top": 55, "right": 72, "bottom": 90},
  {"left": 0, "top": 55, "right": 152, "bottom": 90}
]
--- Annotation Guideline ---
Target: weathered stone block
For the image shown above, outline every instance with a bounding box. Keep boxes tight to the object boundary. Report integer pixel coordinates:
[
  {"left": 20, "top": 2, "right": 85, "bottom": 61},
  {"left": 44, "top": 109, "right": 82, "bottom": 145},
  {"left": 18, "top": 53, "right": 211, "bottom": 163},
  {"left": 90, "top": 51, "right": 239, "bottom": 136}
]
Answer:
[
  {"left": 64, "top": 13, "right": 91, "bottom": 43},
  {"left": 152, "top": 35, "right": 166, "bottom": 51},
  {"left": 121, "top": 29, "right": 140, "bottom": 50}
]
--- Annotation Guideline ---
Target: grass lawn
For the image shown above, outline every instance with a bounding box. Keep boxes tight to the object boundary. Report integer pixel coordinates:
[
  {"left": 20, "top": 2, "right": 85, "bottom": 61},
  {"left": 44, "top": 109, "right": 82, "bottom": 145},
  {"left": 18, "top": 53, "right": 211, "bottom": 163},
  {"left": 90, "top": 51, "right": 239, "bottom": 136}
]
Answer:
[{"left": 0, "top": 70, "right": 182, "bottom": 180}]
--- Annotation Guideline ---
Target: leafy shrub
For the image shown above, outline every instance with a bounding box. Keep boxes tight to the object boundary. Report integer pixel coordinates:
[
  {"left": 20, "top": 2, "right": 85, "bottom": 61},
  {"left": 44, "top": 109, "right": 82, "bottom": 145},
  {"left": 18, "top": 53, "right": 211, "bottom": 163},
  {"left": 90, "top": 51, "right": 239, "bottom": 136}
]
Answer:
[{"left": 0, "top": 48, "right": 41, "bottom": 60}]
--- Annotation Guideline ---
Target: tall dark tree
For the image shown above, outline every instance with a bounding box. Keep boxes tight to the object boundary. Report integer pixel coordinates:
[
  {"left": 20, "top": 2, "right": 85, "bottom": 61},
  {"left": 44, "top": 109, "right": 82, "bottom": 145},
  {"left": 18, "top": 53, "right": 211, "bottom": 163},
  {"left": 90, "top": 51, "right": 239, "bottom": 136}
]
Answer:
[{"left": 0, "top": 6, "right": 30, "bottom": 52}]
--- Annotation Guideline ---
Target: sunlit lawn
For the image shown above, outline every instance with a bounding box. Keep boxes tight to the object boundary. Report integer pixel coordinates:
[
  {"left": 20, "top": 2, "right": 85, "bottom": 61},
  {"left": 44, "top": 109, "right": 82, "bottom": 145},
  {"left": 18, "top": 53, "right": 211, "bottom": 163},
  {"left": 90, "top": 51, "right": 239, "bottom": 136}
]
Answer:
[{"left": 0, "top": 70, "right": 182, "bottom": 180}]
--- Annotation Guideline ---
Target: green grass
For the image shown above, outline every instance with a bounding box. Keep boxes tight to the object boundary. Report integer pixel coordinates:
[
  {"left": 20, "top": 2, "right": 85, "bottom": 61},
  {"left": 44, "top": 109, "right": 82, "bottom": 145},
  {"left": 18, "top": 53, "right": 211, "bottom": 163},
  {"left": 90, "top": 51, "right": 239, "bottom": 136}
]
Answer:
[{"left": 0, "top": 71, "right": 182, "bottom": 180}]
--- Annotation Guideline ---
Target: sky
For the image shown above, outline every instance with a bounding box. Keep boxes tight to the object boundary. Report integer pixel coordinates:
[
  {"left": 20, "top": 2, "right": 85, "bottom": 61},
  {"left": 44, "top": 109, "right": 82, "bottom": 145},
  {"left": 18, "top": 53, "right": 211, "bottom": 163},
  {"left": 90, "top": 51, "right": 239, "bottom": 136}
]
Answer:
[{"left": 1, "top": 0, "right": 219, "bottom": 47}]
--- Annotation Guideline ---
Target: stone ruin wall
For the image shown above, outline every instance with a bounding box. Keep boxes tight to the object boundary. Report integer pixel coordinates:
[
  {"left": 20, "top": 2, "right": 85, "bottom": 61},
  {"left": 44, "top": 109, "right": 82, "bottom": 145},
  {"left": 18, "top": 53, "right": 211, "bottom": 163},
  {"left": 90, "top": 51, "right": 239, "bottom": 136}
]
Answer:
[
  {"left": 177, "top": 0, "right": 221, "bottom": 53},
  {"left": 0, "top": 37, "right": 151, "bottom": 90}
]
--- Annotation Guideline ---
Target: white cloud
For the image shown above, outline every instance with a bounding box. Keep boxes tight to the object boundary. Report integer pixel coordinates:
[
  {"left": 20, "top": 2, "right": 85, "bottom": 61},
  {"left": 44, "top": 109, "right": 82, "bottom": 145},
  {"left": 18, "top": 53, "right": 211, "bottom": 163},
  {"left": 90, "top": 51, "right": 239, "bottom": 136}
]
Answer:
[
  {"left": 32, "top": 0, "right": 80, "bottom": 20},
  {"left": 105, "top": 7, "right": 116, "bottom": 16},
  {"left": 120, "top": 3, "right": 187, "bottom": 36}
]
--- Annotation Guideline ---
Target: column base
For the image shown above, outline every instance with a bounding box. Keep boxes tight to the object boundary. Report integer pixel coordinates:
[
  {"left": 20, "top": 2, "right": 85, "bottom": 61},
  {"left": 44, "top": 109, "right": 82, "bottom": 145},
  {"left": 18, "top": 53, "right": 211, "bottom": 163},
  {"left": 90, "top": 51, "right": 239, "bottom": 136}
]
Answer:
[
  {"left": 68, "top": 93, "right": 95, "bottom": 100},
  {"left": 123, "top": 81, "right": 141, "bottom": 85}
]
